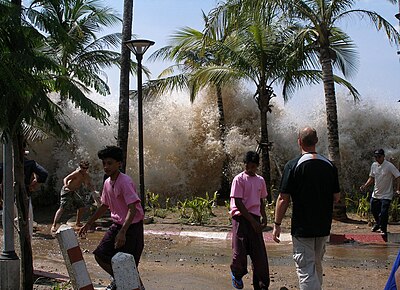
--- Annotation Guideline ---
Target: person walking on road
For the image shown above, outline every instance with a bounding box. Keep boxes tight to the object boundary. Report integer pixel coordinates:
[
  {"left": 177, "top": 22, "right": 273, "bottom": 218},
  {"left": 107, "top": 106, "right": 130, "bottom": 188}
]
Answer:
[
  {"left": 229, "top": 151, "right": 270, "bottom": 290},
  {"left": 360, "top": 149, "right": 400, "bottom": 236},
  {"left": 273, "top": 127, "right": 340, "bottom": 290}
]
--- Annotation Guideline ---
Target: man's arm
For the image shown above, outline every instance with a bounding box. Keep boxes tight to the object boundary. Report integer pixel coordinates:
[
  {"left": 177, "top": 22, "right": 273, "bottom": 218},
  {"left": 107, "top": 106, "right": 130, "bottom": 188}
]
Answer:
[
  {"left": 235, "top": 198, "right": 263, "bottom": 233},
  {"left": 29, "top": 162, "right": 48, "bottom": 191},
  {"left": 272, "top": 193, "right": 291, "bottom": 243},
  {"left": 395, "top": 176, "right": 400, "bottom": 194},
  {"left": 114, "top": 202, "right": 137, "bottom": 248},
  {"left": 63, "top": 171, "right": 78, "bottom": 187},
  {"left": 32, "top": 162, "right": 48, "bottom": 183},
  {"left": 260, "top": 198, "right": 267, "bottom": 226},
  {"left": 360, "top": 177, "right": 374, "bottom": 192},
  {"left": 78, "top": 204, "right": 108, "bottom": 236}
]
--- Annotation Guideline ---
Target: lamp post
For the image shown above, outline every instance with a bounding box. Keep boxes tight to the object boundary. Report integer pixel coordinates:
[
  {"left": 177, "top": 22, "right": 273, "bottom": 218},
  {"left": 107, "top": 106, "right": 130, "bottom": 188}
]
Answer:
[{"left": 124, "top": 39, "right": 155, "bottom": 211}]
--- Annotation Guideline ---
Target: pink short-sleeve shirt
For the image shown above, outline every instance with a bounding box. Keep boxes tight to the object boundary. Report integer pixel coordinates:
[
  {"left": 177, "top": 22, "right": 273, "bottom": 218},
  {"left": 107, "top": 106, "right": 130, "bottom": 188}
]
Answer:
[
  {"left": 101, "top": 173, "right": 144, "bottom": 224},
  {"left": 230, "top": 171, "right": 268, "bottom": 217}
]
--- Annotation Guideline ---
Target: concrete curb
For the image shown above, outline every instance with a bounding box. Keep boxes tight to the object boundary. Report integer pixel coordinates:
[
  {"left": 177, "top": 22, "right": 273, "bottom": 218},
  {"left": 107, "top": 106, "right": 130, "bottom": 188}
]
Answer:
[{"left": 145, "top": 229, "right": 392, "bottom": 244}]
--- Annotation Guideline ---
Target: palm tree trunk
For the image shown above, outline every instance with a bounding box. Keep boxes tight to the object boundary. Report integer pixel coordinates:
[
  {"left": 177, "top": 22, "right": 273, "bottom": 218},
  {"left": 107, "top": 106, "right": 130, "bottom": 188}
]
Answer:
[
  {"left": 320, "top": 48, "right": 347, "bottom": 220},
  {"left": 117, "top": 0, "right": 134, "bottom": 172},
  {"left": 260, "top": 107, "right": 272, "bottom": 203},
  {"left": 13, "top": 133, "right": 33, "bottom": 290},
  {"left": 216, "top": 85, "right": 230, "bottom": 198}
]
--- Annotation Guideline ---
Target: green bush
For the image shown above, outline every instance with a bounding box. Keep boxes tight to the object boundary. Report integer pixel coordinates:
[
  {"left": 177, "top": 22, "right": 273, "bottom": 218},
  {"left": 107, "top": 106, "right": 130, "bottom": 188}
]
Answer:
[{"left": 178, "top": 192, "right": 218, "bottom": 225}]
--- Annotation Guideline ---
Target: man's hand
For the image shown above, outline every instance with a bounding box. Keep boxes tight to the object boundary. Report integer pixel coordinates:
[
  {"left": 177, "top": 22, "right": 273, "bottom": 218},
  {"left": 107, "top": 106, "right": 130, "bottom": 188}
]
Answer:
[
  {"left": 29, "top": 179, "right": 39, "bottom": 192},
  {"left": 360, "top": 185, "right": 366, "bottom": 192},
  {"left": 272, "top": 224, "right": 281, "bottom": 243},
  {"left": 115, "top": 230, "right": 126, "bottom": 249},
  {"left": 260, "top": 216, "right": 267, "bottom": 228}
]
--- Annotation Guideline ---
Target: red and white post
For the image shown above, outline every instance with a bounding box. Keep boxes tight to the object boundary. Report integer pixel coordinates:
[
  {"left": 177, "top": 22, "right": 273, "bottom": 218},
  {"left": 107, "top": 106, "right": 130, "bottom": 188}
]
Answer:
[{"left": 56, "top": 225, "right": 94, "bottom": 290}]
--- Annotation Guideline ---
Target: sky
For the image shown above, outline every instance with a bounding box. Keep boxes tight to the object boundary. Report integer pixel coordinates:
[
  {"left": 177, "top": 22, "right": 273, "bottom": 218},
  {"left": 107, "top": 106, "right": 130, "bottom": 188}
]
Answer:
[{"left": 100, "top": 0, "right": 400, "bottom": 108}]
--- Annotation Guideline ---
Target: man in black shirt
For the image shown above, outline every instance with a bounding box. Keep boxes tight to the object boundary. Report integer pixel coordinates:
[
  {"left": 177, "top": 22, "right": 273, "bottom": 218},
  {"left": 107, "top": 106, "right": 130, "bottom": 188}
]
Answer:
[{"left": 272, "top": 127, "right": 340, "bottom": 290}]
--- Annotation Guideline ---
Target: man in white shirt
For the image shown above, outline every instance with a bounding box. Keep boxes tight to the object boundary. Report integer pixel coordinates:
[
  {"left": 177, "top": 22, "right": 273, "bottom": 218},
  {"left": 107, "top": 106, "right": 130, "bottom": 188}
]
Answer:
[{"left": 361, "top": 149, "right": 400, "bottom": 236}]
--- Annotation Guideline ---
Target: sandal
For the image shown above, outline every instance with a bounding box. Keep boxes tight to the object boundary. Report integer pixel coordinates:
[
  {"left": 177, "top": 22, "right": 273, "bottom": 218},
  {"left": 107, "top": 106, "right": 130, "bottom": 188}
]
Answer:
[{"left": 231, "top": 272, "right": 244, "bottom": 289}]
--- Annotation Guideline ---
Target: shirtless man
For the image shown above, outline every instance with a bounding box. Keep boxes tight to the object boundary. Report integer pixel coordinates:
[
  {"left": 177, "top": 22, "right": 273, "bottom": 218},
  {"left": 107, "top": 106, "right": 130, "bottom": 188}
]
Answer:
[{"left": 51, "top": 160, "right": 94, "bottom": 232}]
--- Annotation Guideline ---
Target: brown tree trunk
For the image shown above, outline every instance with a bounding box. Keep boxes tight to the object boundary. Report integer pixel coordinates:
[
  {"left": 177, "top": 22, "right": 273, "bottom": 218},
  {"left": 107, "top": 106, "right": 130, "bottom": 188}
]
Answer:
[
  {"left": 260, "top": 107, "right": 272, "bottom": 203},
  {"left": 117, "top": 0, "right": 134, "bottom": 172},
  {"left": 13, "top": 133, "right": 33, "bottom": 290},
  {"left": 216, "top": 85, "right": 230, "bottom": 198},
  {"left": 258, "top": 85, "right": 273, "bottom": 203},
  {"left": 320, "top": 48, "right": 347, "bottom": 220}
]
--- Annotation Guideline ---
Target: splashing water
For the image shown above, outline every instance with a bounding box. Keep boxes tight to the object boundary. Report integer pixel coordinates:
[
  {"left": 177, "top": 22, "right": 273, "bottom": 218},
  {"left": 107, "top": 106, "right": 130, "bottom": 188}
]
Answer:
[{"left": 25, "top": 89, "right": 400, "bottom": 201}]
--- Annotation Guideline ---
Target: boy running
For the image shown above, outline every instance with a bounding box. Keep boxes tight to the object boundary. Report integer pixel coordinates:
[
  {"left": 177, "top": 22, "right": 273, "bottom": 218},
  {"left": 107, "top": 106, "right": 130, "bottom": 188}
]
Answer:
[
  {"left": 79, "top": 146, "right": 144, "bottom": 290},
  {"left": 51, "top": 160, "right": 93, "bottom": 232},
  {"left": 230, "top": 151, "right": 270, "bottom": 289}
]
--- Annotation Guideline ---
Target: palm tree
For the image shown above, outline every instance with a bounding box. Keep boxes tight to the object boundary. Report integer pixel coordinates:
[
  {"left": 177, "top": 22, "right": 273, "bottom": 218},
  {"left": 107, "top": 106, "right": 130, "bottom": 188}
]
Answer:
[
  {"left": 278, "top": 0, "right": 400, "bottom": 174},
  {"left": 27, "top": 0, "right": 121, "bottom": 117},
  {"left": 273, "top": 0, "right": 400, "bottom": 219},
  {"left": 1, "top": 2, "right": 71, "bottom": 288},
  {"left": 146, "top": 17, "right": 233, "bottom": 197},
  {"left": 118, "top": 0, "right": 134, "bottom": 172},
  {"left": 1, "top": 0, "right": 123, "bottom": 287},
  {"left": 201, "top": 0, "right": 360, "bottom": 200}
]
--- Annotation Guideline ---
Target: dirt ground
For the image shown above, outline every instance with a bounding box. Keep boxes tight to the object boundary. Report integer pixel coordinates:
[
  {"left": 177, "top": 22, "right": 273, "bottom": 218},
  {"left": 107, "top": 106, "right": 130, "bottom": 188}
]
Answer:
[{"left": 1, "top": 204, "right": 400, "bottom": 289}]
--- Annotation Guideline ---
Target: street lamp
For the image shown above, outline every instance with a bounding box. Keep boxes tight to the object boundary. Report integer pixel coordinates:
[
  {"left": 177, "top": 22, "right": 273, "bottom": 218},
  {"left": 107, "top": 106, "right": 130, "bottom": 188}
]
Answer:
[{"left": 124, "top": 39, "right": 155, "bottom": 212}]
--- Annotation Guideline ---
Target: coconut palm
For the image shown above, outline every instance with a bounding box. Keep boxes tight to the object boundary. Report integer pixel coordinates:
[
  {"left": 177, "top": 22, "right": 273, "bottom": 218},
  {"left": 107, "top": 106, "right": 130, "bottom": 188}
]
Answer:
[
  {"left": 146, "top": 16, "right": 233, "bottom": 197},
  {"left": 276, "top": 0, "right": 400, "bottom": 174},
  {"left": 271, "top": 0, "right": 400, "bottom": 219},
  {"left": 1, "top": 1, "right": 72, "bottom": 288},
  {"left": 26, "top": 0, "right": 121, "bottom": 116},
  {"left": 1, "top": 0, "right": 123, "bottom": 287},
  {"left": 201, "top": 0, "right": 360, "bottom": 199}
]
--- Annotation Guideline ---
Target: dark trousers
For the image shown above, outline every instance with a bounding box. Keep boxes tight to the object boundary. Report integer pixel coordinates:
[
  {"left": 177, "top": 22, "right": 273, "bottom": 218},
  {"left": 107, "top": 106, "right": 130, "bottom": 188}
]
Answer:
[
  {"left": 93, "top": 222, "right": 144, "bottom": 266},
  {"left": 370, "top": 197, "right": 391, "bottom": 232},
  {"left": 231, "top": 215, "right": 270, "bottom": 290}
]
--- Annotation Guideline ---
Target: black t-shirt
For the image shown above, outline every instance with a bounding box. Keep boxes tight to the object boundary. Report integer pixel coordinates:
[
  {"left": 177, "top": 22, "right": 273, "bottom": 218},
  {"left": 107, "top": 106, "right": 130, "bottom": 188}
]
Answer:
[{"left": 279, "top": 153, "right": 340, "bottom": 237}]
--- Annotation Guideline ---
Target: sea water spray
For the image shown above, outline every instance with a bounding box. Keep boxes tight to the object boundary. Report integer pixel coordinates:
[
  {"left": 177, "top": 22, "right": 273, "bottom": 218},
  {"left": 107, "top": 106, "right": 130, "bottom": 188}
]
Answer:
[{"left": 25, "top": 89, "right": 400, "bottom": 203}]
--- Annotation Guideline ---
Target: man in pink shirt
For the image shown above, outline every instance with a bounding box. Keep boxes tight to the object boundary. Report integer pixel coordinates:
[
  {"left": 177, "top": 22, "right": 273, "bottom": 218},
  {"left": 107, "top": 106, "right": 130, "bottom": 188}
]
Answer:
[
  {"left": 230, "top": 151, "right": 270, "bottom": 290},
  {"left": 79, "top": 146, "right": 144, "bottom": 290}
]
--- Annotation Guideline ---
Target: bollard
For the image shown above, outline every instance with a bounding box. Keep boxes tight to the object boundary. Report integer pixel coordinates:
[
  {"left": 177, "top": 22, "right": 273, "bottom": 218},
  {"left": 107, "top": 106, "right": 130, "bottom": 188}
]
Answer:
[
  {"left": 56, "top": 225, "right": 94, "bottom": 290},
  {"left": 112, "top": 252, "right": 142, "bottom": 290}
]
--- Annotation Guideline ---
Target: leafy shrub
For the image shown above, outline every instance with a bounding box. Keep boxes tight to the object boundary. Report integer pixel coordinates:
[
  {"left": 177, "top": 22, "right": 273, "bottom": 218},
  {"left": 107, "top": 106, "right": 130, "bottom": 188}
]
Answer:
[{"left": 178, "top": 191, "right": 218, "bottom": 225}]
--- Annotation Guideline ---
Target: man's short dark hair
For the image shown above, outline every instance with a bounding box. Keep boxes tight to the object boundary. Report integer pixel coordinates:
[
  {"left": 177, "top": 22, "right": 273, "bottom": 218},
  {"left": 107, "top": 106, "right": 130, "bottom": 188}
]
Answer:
[
  {"left": 243, "top": 151, "right": 260, "bottom": 165},
  {"left": 98, "top": 146, "right": 123, "bottom": 162}
]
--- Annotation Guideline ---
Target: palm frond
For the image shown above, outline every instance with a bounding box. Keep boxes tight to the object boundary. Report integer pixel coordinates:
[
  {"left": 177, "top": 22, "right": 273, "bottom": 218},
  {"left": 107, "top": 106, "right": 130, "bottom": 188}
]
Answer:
[
  {"left": 130, "top": 74, "right": 190, "bottom": 100},
  {"left": 332, "top": 74, "right": 360, "bottom": 101},
  {"left": 329, "top": 27, "right": 359, "bottom": 78},
  {"left": 54, "top": 76, "right": 110, "bottom": 125},
  {"left": 334, "top": 9, "right": 400, "bottom": 46}
]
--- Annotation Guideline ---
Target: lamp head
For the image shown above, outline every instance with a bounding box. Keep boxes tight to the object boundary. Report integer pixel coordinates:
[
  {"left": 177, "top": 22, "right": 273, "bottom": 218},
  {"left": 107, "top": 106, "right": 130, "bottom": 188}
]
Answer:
[{"left": 124, "top": 39, "right": 155, "bottom": 57}]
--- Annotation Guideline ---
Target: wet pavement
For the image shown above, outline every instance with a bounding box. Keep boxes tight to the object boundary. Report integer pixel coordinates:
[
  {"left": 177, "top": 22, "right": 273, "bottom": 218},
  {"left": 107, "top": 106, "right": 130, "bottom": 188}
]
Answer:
[
  {"left": 24, "top": 226, "right": 399, "bottom": 289},
  {"left": 0, "top": 216, "right": 399, "bottom": 289}
]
